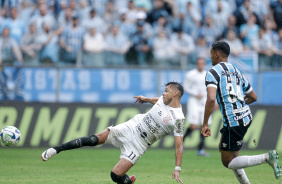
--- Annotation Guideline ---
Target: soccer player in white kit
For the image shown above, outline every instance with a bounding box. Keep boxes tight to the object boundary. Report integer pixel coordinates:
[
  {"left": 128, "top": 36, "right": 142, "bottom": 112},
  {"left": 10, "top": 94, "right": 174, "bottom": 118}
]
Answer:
[
  {"left": 41, "top": 82, "right": 185, "bottom": 184},
  {"left": 183, "top": 58, "right": 212, "bottom": 156}
]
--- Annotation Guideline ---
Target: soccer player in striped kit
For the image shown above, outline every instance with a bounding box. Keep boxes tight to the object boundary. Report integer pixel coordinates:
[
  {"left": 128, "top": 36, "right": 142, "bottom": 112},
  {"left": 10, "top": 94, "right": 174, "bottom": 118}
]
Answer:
[{"left": 201, "top": 41, "right": 281, "bottom": 183}]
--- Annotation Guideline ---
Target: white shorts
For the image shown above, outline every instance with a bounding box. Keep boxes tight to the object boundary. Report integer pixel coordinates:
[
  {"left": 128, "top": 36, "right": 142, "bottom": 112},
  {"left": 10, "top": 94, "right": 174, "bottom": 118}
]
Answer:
[
  {"left": 187, "top": 100, "right": 212, "bottom": 125},
  {"left": 105, "top": 121, "right": 147, "bottom": 165}
]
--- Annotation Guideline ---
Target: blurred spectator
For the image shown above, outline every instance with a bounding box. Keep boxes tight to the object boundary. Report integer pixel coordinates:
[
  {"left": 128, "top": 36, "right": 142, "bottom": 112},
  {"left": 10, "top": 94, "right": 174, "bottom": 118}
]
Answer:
[
  {"left": 270, "top": 0, "right": 282, "bottom": 30},
  {"left": 29, "top": 3, "right": 56, "bottom": 32},
  {"left": 250, "top": 0, "right": 268, "bottom": 24},
  {"left": 152, "top": 15, "right": 172, "bottom": 37},
  {"left": 78, "top": 0, "right": 91, "bottom": 21},
  {"left": 131, "top": 20, "right": 152, "bottom": 66},
  {"left": 198, "top": 16, "right": 220, "bottom": 47},
  {"left": 133, "top": 0, "right": 153, "bottom": 12},
  {"left": 57, "top": 7, "right": 73, "bottom": 28},
  {"left": 1, "top": 7, "right": 26, "bottom": 44},
  {"left": 152, "top": 30, "right": 174, "bottom": 67},
  {"left": 58, "top": 0, "right": 78, "bottom": 24},
  {"left": 211, "top": 0, "right": 231, "bottom": 33},
  {"left": 126, "top": 0, "right": 138, "bottom": 23},
  {"left": 235, "top": 0, "right": 256, "bottom": 27},
  {"left": 272, "top": 29, "right": 282, "bottom": 67},
  {"left": 104, "top": 25, "right": 130, "bottom": 66},
  {"left": 20, "top": 23, "right": 42, "bottom": 66},
  {"left": 147, "top": 0, "right": 169, "bottom": 24},
  {"left": 172, "top": 13, "right": 196, "bottom": 39},
  {"left": 82, "top": 9, "right": 106, "bottom": 34},
  {"left": 103, "top": 1, "right": 116, "bottom": 26},
  {"left": 183, "top": 1, "right": 201, "bottom": 36},
  {"left": 88, "top": 0, "right": 108, "bottom": 16},
  {"left": 19, "top": 1, "right": 35, "bottom": 24},
  {"left": 223, "top": 29, "right": 244, "bottom": 57},
  {"left": 206, "top": 0, "right": 234, "bottom": 18},
  {"left": 194, "top": 36, "right": 210, "bottom": 60},
  {"left": 264, "top": 20, "right": 279, "bottom": 43},
  {"left": 239, "top": 13, "right": 259, "bottom": 50},
  {"left": 171, "top": 28, "right": 195, "bottom": 69},
  {"left": 59, "top": 15, "right": 85, "bottom": 65},
  {"left": 0, "top": 27, "right": 23, "bottom": 65},
  {"left": 221, "top": 14, "right": 240, "bottom": 39},
  {"left": 252, "top": 27, "right": 273, "bottom": 70},
  {"left": 116, "top": 9, "right": 136, "bottom": 38},
  {"left": 38, "top": 23, "right": 62, "bottom": 64},
  {"left": 83, "top": 27, "right": 105, "bottom": 67},
  {"left": 135, "top": 11, "right": 153, "bottom": 37}
]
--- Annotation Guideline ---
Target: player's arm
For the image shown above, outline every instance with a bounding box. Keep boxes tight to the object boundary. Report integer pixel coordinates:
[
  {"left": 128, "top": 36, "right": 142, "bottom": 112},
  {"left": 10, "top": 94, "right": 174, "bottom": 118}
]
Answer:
[
  {"left": 133, "top": 95, "right": 159, "bottom": 104},
  {"left": 172, "top": 136, "right": 183, "bottom": 184},
  {"left": 244, "top": 89, "right": 257, "bottom": 105},
  {"left": 201, "top": 87, "right": 217, "bottom": 137}
]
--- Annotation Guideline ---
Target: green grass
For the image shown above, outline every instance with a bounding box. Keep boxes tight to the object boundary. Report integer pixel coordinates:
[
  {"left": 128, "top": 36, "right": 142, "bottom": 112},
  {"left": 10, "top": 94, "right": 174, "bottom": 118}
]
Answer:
[{"left": 0, "top": 148, "right": 280, "bottom": 184}]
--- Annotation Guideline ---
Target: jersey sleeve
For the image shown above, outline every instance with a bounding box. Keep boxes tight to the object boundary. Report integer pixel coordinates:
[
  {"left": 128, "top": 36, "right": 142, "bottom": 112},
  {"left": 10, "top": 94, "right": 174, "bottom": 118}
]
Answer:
[
  {"left": 205, "top": 69, "right": 219, "bottom": 89},
  {"left": 174, "top": 119, "right": 185, "bottom": 136},
  {"left": 242, "top": 74, "right": 253, "bottom": 94}
]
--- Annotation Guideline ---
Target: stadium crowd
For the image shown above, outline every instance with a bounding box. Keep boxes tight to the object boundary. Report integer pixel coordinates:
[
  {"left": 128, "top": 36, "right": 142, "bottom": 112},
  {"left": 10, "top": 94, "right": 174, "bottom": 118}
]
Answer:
[{"left": 0, "top": 0, "right": 281, "bottom": 70}]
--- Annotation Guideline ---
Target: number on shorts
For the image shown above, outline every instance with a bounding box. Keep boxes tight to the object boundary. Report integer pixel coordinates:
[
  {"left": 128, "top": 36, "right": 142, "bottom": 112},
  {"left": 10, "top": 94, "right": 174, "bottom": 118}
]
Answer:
[{"left": 128, "top": 151, "right": 136, "bottom": 160}]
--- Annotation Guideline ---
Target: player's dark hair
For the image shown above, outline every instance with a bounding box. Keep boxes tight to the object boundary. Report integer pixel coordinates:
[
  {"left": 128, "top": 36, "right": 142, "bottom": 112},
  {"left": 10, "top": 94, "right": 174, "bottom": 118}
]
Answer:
[
  {"left": 165, "top": 82, "right": 184, "bottom": 98},
  {"left": 211, "top": 41, "right": 230, "bottom": 57}
]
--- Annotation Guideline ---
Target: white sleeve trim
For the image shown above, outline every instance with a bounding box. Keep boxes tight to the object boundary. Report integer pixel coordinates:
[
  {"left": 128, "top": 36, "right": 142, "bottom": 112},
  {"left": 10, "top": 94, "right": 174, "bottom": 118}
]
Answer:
[
  {"left": 207, "top": 84, "right": 217, "bottom": 89},
  {"left": 244, "top": 86, "right": 253, "bottom": 94}
]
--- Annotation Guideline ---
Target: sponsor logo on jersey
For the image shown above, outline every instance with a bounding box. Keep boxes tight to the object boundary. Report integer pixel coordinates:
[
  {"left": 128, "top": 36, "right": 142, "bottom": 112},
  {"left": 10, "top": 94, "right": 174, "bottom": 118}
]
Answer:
[
  {"left": 136, "top": 124, "right": 148, "bottom": 139},
  {"left": 143, "top": 114, "right": 158, "bottom": 133},
  {"left": 163, "top": 115, "right": 172, "bottom": 124},
  {"left": 158, "top": 111, "right": 162, "bottom": 116},
  {"left": 233, "top": 111, "right": 251, "bottom": 121}
]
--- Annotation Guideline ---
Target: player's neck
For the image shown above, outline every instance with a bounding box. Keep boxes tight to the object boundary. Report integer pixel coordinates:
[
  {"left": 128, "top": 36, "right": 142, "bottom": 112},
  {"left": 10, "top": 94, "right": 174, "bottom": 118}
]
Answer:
[{"left": 167, "top": 100, "right": 181, "bottom": 108}]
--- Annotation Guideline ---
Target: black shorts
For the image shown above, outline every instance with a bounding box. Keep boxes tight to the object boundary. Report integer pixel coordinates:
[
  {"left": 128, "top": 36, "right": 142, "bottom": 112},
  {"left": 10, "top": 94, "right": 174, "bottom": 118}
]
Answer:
[{"left": 220, "top": 121, "right": 252, "bottom": 151}]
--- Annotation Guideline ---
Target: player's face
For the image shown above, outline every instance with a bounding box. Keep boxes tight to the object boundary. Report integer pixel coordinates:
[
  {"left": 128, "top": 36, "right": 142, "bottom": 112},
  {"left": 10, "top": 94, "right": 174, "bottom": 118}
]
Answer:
[
  {"left": 210, "top": 48, "right": 218, "bottom": 66},
  {"left": 162, "top": 85, "right": 174, "bottom": 105}
]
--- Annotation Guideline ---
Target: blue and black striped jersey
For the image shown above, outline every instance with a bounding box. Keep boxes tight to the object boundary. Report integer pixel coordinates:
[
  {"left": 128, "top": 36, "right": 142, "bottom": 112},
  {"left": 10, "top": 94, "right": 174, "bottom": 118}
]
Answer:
[{"left": 205, "top": 62, "right": 253, "bottom": 127}]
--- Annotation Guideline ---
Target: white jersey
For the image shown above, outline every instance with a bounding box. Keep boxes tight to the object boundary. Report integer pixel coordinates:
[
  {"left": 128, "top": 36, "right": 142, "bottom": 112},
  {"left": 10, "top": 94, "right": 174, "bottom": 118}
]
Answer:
[
  {"left": 184, "top": 68, "right": 212, "bottom": 125},
  {"left": 128, "top": 96, "right": 185, "bottom": 147},
  {"left": 184, "top": 69, "right": 207, "bottom": 107}
]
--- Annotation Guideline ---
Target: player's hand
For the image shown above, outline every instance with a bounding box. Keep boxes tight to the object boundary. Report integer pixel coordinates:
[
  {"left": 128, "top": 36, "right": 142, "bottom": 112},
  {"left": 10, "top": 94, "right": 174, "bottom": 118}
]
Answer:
[
  {"left": 201, "top": 125, "right": 211, "bottom": 137},
  {"left": 172, "top": 171, "right": 183, "bottom": 183},
  {"left": 133, "top": 95, "right": 147, "bottom": 104}
]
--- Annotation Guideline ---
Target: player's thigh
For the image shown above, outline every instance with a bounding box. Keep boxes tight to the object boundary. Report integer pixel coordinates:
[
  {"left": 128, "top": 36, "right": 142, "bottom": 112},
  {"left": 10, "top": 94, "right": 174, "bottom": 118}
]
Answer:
[{"left": 112, "top": 158, "right": 134, "bottom": 176}]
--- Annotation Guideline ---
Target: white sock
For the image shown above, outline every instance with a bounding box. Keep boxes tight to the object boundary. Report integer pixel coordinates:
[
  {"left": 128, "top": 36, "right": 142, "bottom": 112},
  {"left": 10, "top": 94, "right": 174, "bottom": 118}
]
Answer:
[
  {"left": 228, "top": 153, "right": 269, "bottom": 169},
  {"left": 233, "top": 169, "right": 250, "bottom": 184}
]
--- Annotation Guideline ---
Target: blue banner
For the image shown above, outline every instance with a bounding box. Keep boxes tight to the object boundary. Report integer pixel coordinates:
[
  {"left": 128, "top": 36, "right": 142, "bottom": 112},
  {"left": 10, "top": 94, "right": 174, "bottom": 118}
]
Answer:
[{"left": 59, "top": 68, "right": 157, "bottom": 103}]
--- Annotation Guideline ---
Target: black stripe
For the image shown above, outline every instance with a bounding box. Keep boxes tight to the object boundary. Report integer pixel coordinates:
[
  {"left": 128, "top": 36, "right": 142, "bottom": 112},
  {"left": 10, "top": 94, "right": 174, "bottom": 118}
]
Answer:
[
  {"left": 245, "top": 84, "right": 251, "bottom": 92},
  {"left": 209, "top": 69, "right": 220, "bottom": 84},
  {"left": 205, "top": 81, "right": 217, "bottom": 87}
]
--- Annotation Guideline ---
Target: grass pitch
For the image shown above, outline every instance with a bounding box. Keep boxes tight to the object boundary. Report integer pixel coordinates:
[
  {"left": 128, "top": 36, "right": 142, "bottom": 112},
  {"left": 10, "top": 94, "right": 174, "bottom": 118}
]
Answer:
[{"left": 0, "top": 148, "right": 280, "bottom": 184}]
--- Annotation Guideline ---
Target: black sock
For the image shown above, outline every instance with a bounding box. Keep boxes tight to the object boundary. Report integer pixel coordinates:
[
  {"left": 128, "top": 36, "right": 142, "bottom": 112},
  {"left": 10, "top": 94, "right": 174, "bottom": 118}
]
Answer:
[
  {"left": 198, "top": 133, "right": 205, "bottom": 151},
  {"left": 111, "top": 171, "right": 132, "bottom": 184},
  {"left": 183, "top": 127, "right": 193, "bottom": 142},
  {"left": 54, "top": 134, "right": 99, "bottom": 154}
]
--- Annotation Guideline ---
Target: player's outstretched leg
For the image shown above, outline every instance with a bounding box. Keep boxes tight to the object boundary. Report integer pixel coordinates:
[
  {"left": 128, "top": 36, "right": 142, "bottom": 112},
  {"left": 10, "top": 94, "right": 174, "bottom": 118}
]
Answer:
[
  {"left": 268, "top": 150, "right": 282, "bottom": 179},
  {"left": 41, "top": 134, "right": 99, "bottom": 161},
  {"left": 41, "top": 148, "right": 57, "bottom": 161}
]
